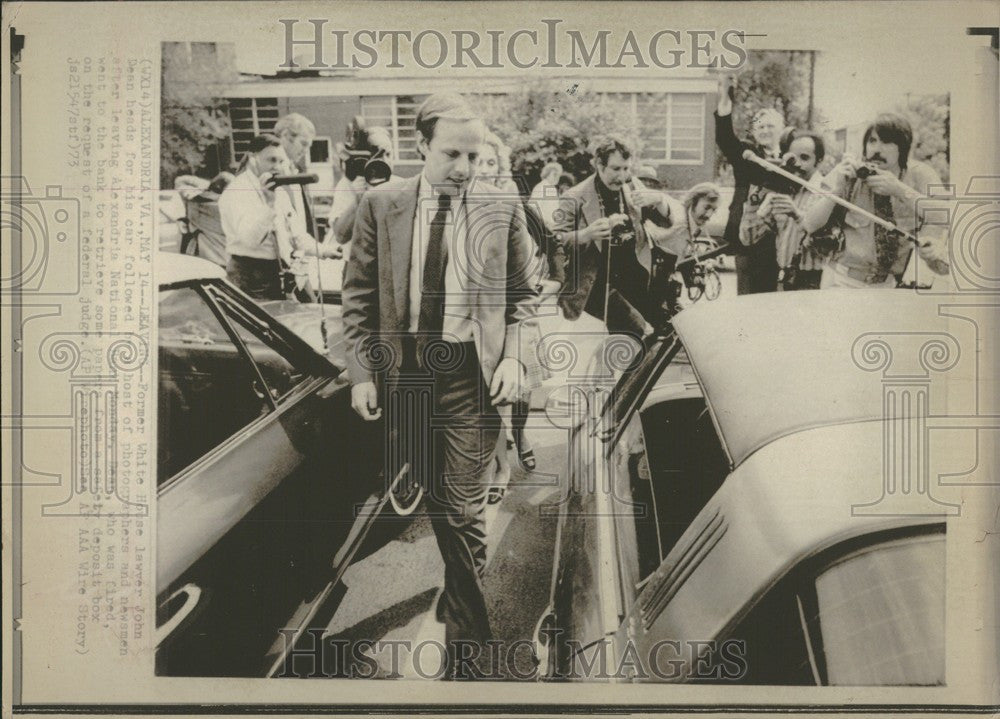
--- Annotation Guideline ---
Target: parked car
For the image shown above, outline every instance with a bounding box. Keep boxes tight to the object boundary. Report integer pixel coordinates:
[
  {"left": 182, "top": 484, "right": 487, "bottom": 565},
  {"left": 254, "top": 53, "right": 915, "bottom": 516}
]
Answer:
[
  {"left": 534, "top": 290, "right": 946, "bottom": 685},
  {"left": 155, "top": 253, "right": 387, "bottom": 677}
]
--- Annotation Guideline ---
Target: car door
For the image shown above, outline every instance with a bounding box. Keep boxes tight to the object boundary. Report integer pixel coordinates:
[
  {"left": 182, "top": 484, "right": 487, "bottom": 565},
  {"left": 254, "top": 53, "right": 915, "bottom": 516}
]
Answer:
[
  {"left": 155, "top": 280, "right": 379, "bottom": 676},
  {"left": 538, "top": 334, "right": 686, "bottom": 680}
]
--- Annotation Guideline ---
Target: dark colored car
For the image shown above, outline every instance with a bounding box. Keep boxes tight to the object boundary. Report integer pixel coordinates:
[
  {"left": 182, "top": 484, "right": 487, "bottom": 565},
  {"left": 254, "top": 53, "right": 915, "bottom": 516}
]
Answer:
[
  {"left": 534, "top": 290, "right": 946, "bottom": 685},
  {"left": 155, "top": 253, "right": 387, "bottom": 677}
]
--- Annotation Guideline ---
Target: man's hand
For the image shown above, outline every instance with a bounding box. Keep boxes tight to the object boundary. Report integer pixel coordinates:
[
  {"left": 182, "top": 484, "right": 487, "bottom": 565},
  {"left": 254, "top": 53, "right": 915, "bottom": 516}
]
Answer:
[
  {"left": 630, "top": 189, "right": 668, "bottom": 210},
  {"left": 864, "top": 168, "right": 908, "bottom": 199},
  {"left": 583, "top": 218, "right": 612, "bottom": 243},
  {"left": 828, "top": 154, "right": 862, "bottom": 193},
  {"left": 321, "top": 243, "right": 344, "bottom": 260},
  {"left": 351, "top": 382, "right": 381, "bottom": 420},
  {"left": 768, "top": 193, "right": 797, "bottom": 217},
  {"left": 716, "top": 74, "right": 734, "bottom": 116},
  {"left": 490, "top": 358, "right": 525, "bottom": 406}
]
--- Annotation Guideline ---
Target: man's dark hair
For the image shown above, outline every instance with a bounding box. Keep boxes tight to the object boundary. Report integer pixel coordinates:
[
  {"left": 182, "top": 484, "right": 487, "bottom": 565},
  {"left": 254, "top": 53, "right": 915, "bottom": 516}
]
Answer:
[
  {"left": 780, "top": 128, "right": 826, "bottom": 163},
  {"left": 590, "top": 136, "right": 633, "bottom": 166},
  {"left": 248, "top": 133, "right": 283, "bottom": 155},
  {"left": 863, "top": 113, "right": 913, "bottom": 169},
  {"left": 414, "top": 92, "right": 480, "bottom": 146},
  {"left": 557, "top": 172, "right": 575, "bottom": 189}
]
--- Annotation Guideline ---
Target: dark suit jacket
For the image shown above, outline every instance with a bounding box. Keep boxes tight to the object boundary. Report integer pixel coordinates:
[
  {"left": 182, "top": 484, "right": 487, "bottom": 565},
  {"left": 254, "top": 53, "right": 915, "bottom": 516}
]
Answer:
[
  {"left": 341, "top": 174, "right": 540, "bottom": 387},
  {"left": 553, "top": 174, "right": 659, "bottom": 331}
]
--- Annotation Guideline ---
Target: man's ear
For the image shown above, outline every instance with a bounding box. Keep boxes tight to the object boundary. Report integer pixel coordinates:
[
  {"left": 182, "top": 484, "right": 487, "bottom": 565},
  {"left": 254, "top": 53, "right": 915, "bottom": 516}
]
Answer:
[
  {"left": 591, "top": 157, "right": 599, "bottom": 172},
  {"left": 416, "top": 134, "right": 429, "bottom": 160}
]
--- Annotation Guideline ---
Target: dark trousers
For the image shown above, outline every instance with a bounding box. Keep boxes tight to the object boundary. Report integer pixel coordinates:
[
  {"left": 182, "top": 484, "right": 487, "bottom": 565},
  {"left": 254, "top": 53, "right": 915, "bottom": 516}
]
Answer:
[
  {"left": 226, "top": 254, "right": 283, "bottom": 300},
  {"left": 735, "top": 237, "right": 779, "bottom": 295},
  {"left": 390, "top": 338, "right": 500, "bottom": 677}
]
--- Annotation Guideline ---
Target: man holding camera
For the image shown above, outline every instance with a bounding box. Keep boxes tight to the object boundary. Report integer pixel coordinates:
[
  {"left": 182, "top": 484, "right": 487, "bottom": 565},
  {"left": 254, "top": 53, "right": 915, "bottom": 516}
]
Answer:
[
  {"left": 326, "top": 123, "right": 395, "bottom": 249},
  {"left": 341, "top": 93, "right": 539, "bottom": 679},
  {"left": 803, "top": 113, "right": 950, "bottom": 288},
  {"left": 742, "top": 128, "right": 827, "bottom": 290},
  {"left": 554, "top": 136, "right": 673, "bottom": 336}
]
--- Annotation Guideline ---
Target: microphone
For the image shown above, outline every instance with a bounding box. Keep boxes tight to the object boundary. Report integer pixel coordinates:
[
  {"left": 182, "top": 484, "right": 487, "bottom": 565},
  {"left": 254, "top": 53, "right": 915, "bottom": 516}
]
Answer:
[{"left": 269, "top": 173, "right": 320, "bottom": 187}]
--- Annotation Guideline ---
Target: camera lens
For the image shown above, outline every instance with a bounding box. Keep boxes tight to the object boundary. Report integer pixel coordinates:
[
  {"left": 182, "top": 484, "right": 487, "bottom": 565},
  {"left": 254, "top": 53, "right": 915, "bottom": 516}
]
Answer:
[{"left": 364, "top": 158, "right": 392, "bottom": 186}]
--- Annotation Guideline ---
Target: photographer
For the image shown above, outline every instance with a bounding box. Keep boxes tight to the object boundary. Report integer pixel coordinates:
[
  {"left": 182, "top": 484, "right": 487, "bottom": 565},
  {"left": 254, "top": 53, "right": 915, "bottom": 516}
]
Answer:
[
  {"left": 554, "top": 136, "right": 673, "bottom": 336},
  {"left": 219, "top": 134, "right": 295, "bottom": 300},
  {"left": 326, "top": 123, "right": 396, "bottom": 250},
  {"left": 744, "top": 129, "right": 827, "bottom": 290},
  {"left": 802, "top": 113, "right": 950, "bottom": 288}
]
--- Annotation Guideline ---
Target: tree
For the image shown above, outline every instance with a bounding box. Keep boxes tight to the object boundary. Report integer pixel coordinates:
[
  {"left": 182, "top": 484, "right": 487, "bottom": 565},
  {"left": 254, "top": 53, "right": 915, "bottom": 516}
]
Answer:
[
  {"left": 160, "top": 42, "right": 238, "bottom": 188},
  {"left": 475, "top": 79, "right": 641, "bottom": 192},
  {"left": 899, "top": 93, "right": 950, "bottom": 182},
  {"left": 730, "top": 50, "right": 814, "bottom": 133}
]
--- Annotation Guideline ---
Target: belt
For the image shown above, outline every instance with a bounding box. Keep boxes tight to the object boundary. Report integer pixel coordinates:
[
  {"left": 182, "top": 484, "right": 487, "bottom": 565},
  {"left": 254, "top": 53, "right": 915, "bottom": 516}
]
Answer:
[{"left": 830, "top": 261, "right": 888, "bottom": 284}]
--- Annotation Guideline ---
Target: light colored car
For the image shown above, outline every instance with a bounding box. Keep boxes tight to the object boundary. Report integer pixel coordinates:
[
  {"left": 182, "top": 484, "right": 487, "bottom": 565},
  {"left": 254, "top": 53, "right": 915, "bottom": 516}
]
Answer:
[
  {"left": 534, "top": 290, "right": 946, "bottom": 685},
  {"left": 156, "top": 253, "right": 387, "bottom": 677}
]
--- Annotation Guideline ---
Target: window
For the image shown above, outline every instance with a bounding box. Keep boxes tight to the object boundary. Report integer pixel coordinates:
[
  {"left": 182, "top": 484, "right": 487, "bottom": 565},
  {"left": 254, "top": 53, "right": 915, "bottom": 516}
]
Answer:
[
  {"left": 723, "top": 528, "right": 945, "bottom": 686},
  {"left": 309, "top": 136, "right": 332, "bottom": 164},
  {"left": 360, "top": 95, "right": 427, "bottom": 164},
  {"left": 207, "top": 285, "right": 311, "bottom": 402},
  {"left": 157, "top": 286, "right": 271, "bottom": 484},
  {"left": 602, "top": 93, "right": 707, "bottom": 165},
  {"left": 228, "top": 97, "right": 279, "bottom": 161}
]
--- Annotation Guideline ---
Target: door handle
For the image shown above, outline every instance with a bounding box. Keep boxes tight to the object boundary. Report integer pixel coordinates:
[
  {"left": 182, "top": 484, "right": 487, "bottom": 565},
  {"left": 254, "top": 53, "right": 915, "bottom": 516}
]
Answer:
[{"left": 156, "top": 583, "right": 202, "bottom": 646}]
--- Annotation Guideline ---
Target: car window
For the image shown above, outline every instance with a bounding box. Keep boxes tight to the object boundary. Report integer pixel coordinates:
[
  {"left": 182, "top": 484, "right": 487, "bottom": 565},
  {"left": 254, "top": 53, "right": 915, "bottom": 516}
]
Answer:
[
  {"left": 158, "top": 286, "right": 271, "bottom": 485},
  {"left": 810, "top": 531, "right": 945, "bottom": 685},
  {"left": 719, "top": 528, "right": 945, "bottom": 686},
  {"left": 611, "top": 394, "right": 730, "bottom": 589},
  {"left": 207, "top": 286, "right": 311, "bottom": 402},
  {"left": 603, "top": 335, "right": 684, "bottom": 449}
]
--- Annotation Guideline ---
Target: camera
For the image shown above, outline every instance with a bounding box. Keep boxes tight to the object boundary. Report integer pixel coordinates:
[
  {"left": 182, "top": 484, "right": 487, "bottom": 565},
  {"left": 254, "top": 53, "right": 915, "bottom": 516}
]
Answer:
[
  {"left": 1, "top": 177, "right": 81, "bottom": 295},
  {"left": 344, "top": 116, "right": 392, "bottom": 186},
  {"left": 608, "top": 213, "right": 636, "bottom": 245},
  {"left": 855, "top": 162, "right": 880, "bottom": 180}
]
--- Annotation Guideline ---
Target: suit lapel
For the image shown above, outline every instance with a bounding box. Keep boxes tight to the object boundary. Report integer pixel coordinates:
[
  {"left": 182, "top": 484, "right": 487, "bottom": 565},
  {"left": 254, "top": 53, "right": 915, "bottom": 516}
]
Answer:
[
  {"left": 581, "top": 179, "right": 602, "bottom": 227},
  {"left": 387, "top": 175, "right": 421, "bottom": 325}
]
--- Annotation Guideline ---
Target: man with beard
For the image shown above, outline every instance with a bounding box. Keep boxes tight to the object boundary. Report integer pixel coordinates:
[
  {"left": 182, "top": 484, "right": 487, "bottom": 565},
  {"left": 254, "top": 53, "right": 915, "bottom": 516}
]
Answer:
[
  {"left": 553, "top": 136, "right": 673, "bottom": 336},
  {"left": 744, "top": 128, "right": 828, "bottom": 290},
  {"left": 803, "top": 113, "right": 950, "bottom": 288}
]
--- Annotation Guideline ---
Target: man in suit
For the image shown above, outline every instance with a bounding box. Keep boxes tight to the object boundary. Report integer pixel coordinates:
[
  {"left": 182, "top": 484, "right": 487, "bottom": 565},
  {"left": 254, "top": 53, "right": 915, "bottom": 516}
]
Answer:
[
  {"left": 553, "top": 136, "right": 674, "bottom": 336},
  {"left": 341, "top": 93, "right": 539, "bottom": 679}
]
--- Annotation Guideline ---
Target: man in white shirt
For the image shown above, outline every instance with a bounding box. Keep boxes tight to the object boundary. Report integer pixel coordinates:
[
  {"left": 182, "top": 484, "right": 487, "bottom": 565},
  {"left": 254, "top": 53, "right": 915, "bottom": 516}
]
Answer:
[
  {"left": 342, "top": 93, "right": 539, "bottom": 679},
  {"left": 218, "top": 134, "right": 291, "bottom": 300}
]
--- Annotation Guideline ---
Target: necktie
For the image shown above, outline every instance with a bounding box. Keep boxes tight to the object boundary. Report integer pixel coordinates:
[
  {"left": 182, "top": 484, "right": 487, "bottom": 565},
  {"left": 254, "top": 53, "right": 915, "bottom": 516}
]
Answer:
[
  {"left": 417, "top": 193, "right": 451, "bottom": 348},
  {"left": 870, "top": 192, "right": 899, "bottom": 284}
]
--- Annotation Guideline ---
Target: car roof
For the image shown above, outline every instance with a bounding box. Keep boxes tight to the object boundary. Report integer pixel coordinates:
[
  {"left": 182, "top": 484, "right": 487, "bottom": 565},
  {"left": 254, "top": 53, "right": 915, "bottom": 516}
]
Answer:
[
  {"left": 631, "top": 420, "right": 946, "bottom": 655},
  {"left": 671, "top": 289, "right": 947, "bottom": 467},
  {"left": 158, "top": 252, "right": 227, "bottom": 286}
]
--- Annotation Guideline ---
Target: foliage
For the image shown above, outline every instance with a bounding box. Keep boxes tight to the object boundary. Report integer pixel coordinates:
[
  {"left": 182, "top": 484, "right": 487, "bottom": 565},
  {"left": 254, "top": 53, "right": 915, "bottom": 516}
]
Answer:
[
  {"left": 475, "top": 79, "right": 642, "bottom": 192},
  {"left": 160, "top": 43, "right": 237, "bottom": 188},
  {"left": 899, "top": 93, "right": 950, "bottom": 182},
  {"left": 730, "top": 50, "right": 815, "bottom": 134}
]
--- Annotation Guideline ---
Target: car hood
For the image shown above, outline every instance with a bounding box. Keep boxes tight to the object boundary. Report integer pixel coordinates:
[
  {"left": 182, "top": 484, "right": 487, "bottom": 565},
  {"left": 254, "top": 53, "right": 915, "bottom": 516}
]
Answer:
[{"left": 259, "top": 300, "right": 347, "bottom": 371}]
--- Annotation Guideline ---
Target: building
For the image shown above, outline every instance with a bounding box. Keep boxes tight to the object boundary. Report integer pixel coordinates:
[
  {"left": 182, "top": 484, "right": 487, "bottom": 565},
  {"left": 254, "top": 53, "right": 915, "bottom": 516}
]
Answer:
[{"left": 220, "top": 70, "right": 719, "bottom": 192}]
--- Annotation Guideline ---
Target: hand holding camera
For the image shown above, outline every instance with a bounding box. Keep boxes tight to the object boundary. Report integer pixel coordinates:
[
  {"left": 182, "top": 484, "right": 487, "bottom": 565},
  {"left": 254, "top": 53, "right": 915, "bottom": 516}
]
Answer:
[{"left": 607, "top": 212, "right": 636, "bottom": 245}]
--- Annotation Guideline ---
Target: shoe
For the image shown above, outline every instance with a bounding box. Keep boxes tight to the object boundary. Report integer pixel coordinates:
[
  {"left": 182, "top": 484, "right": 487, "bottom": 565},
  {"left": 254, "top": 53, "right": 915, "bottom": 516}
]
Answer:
[{"left": 518, "top": 447, "right": 536, "bottom": 472}]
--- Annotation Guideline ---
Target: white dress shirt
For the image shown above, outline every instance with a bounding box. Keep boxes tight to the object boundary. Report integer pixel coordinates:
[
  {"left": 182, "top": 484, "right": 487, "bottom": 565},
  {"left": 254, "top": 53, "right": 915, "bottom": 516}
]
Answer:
[
  {"left": 408, "top": 175, "right": 475, "bottom": 342},
  {"left": 219, "top": 170, "right": 292, "bottom": 264}
]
